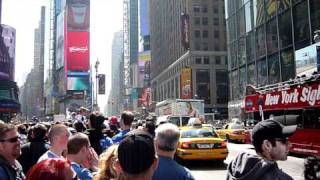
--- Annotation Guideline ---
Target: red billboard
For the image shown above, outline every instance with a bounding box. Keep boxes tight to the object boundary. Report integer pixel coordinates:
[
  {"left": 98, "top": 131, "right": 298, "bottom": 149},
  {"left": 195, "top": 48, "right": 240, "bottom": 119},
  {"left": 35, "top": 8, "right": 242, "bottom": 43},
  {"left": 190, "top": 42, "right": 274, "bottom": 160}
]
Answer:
[
  {"left": 180, "top": 68, "right": 192, "bottom": 99},
  {"left": 245, "top": 81, "right": 320, "bottom": 112},
  {"left": 66, "top": 31, "right": 89, "bottom": 71}
]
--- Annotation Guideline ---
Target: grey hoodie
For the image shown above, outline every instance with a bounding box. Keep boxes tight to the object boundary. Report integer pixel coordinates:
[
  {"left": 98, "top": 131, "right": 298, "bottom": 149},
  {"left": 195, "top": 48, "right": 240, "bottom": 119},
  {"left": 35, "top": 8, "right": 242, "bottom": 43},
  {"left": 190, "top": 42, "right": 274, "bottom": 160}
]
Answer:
[{"left": 226, "top": 152, "right": 293, "bottom": 180}]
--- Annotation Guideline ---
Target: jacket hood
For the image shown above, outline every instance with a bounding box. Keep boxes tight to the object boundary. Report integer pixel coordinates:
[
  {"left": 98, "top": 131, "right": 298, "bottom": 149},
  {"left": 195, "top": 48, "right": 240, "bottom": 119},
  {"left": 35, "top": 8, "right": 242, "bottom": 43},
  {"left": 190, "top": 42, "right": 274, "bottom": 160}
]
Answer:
[{"left": 227, "top": 152, "right": 278, "bottom": 180}]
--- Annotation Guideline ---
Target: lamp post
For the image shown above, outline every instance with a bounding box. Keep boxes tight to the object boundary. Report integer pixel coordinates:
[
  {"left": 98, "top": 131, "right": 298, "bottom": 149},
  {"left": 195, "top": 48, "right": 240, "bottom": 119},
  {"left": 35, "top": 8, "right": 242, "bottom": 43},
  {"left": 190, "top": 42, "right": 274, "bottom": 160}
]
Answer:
[{"left": 94, "top": 59, "right": 100, "bottom": 106}]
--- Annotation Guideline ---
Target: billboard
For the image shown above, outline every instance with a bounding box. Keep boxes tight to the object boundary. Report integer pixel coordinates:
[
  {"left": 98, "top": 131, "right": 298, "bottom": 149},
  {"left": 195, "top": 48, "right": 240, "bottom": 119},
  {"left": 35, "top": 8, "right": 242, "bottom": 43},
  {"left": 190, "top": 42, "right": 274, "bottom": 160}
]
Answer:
[
  {"left": 181, "top": 14, "right": 190, "bottom": 50},
  {"left": 98, "top": 74, "right": 105, "bottom": 94},
  {"left": 0, "top": 25, "right": 16, "bottom": 81},
  {"left": 67, "top": 72, "right": 89, "bottom": 90},
  {"left": 56, "top": 11, "right": 65, "bottom": 70},
  {"left": 138, "top": 87, "right": 151, "bottom": 108},
  {"left": 295, "top": 42, "right": 320, "bottom": 77},
  {"left": 67, "top": 0, "right": 90, "bottom": 31},
  {"left": 180, "top": 68, "right": 192, "bottom": 99},
  {"left": 66, "top": 31, "right": 90, "bottom": 71},
  {"left": 139, "top": 0, "right": 149, "bottom": 37}
]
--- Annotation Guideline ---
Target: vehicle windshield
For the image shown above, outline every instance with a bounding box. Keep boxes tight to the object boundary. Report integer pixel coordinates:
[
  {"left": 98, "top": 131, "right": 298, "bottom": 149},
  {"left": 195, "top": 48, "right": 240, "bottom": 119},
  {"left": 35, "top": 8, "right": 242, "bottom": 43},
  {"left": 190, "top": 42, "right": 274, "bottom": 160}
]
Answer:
[
  {"left": 169, "top": 117, "right": 189, "bottom": 126},
  {"left": 181, "top": 129, "right": 218, "bottom": 138},
  {"left": 230, "top": 124, "right": 245, "bottom": 129},
  {"left": 0, "top": 89, "right": 11, "bottom": 100}
]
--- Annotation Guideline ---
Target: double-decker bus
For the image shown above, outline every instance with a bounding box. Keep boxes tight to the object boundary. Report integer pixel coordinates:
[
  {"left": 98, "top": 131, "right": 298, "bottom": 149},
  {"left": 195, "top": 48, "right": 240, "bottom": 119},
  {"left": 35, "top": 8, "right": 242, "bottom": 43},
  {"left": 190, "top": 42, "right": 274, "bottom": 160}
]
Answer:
[
  {"left": 0, "top": 80, "right": 20, "bottom": 122},
  {"left": 244, "top": 74, "right": 320, "bottom": 156}
]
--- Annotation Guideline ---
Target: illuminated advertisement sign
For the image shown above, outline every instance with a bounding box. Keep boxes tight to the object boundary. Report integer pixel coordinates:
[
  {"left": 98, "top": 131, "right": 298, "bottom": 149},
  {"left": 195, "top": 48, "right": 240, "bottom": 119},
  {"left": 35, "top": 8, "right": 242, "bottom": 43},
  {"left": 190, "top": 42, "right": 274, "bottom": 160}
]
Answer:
[
  {"left": 295, "top": 42, "right": 320, "bottom": 77},
  {"left": 0, "top": 25, "right": 15, "bottom": 81},
  {"left": 181, "top": 14, "right": 190, "bottom": 50},
  {"left": 98, "top": 74, "right": 105, "bottom": 94},
  {"left": 67, "top": 72, "right": 89, "bottom": 90},
  {"left": 67, "top": 0, "right": 90, "bottom": 31},
  {"left": 66, "top": 31, "right": 89, "bottom": 71},
  {"left": 138, "top": 87, "right": 151, "bottom": 108},
  {"left": 180, "top": 68, "right": 192, "bottom": 99}
]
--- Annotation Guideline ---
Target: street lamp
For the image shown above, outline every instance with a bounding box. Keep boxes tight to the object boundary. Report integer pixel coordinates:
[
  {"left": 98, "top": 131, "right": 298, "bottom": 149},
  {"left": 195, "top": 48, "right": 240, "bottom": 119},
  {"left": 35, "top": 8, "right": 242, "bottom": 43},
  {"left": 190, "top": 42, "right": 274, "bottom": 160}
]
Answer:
[{"left": 94, "top": 59, "right": 100, "bottom": 106}]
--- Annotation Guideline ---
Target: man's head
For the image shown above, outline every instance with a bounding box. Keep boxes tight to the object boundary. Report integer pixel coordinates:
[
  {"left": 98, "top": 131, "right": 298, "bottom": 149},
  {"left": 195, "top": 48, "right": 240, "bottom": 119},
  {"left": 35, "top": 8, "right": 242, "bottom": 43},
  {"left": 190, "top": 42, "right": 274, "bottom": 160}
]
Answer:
[
  {"left": 118, "top": 129, "right": 158, "bottom": 178},
  {"left": 31, "top": 124, "right": 47, "bottom": 141},
  {"left": 120, "top": 111, "right": 134, "bottom": 130},
  {"left": 251, "top": 119, "right": 297, "bottom": 161},
  {"left": 67, "top": 133, "right": 90, "bottom": 163},
  {"left": 79, "top": 107, "right": 89, "bottom": 115},
  {"left": 155, "top": 123, "right": 180, "bottom": 153},
  {"left": 88, "top": 113, "right": 104, "bottom": 129},
  {"left": 0, "top": 123, "right": 21, "bottom": 162},
  {"left": 48, "top": 124, "right": 69, "bottom": 151}
]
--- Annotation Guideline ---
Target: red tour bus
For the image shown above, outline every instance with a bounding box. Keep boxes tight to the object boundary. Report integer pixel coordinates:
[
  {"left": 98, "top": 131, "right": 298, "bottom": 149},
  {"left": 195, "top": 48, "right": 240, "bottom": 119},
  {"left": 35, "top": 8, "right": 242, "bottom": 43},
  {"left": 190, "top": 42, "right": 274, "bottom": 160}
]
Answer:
[{"left": 244, "top": 74, "right": 320, "bottom": 156}]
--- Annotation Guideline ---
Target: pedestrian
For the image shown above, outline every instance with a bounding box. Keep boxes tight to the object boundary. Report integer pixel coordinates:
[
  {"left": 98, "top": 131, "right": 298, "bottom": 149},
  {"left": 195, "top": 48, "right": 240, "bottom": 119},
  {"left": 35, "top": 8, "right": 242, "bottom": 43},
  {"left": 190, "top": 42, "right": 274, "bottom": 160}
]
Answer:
[
  {"left": 38, "top": 124, "right": 69, "bottom": 162},
  {"left": 152, "top": 123, "right": 195, "bottom": 180},
  {"left": 85, "top": 113, "right": 105, "bottom": 155},
  {"left": 226, "top": 119, "right": 297, "bottom": 180},
  {"left": 94, "top": 145, "right": 119, "bottom": 180},
  {"left": 117, "top": 129, "right": 158, "bottom": 180},
  {"left": 0, "top": 122, "right": 25, "bottom": 180},
  {"left": 112, "top": 111, "right": 134, "bottom": 144},
  {"left": 67, "top": 133, "right": 99, "bottom": 180},
  {"left": 18, "top": 123, "right": 49, "bottom": 174},
  {"left": 304, "top": 156, "right": 320, "bottom": 180},
  {"left": 76, "top": 107, "right": 90, "bottom": 123},
  {"left": 26, "top": 158, "right": 76, "bottom": 180}
]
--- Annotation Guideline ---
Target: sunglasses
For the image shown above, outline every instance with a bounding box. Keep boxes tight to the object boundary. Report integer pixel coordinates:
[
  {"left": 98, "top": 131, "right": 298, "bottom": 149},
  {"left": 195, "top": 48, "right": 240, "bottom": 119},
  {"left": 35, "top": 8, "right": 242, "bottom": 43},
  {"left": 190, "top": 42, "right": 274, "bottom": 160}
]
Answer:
[
  {"left": 274, "top": 138, "right": 288, "bottom": 144},
  {"left": 0, "top": 136, "right": 21, "bottom": 143}
]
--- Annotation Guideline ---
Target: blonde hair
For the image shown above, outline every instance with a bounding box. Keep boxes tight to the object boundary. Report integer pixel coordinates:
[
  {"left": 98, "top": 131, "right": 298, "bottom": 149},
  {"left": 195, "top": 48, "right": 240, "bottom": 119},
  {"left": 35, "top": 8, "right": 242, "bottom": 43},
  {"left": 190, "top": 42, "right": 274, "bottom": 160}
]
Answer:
[{"left": 94, "top": 145, "right": 119, "bottom": 180}]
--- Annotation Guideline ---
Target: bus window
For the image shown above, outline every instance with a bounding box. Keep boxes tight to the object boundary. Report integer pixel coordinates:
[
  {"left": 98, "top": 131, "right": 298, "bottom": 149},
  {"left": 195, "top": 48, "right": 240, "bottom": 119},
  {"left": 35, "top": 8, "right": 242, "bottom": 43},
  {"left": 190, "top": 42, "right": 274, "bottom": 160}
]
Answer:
[{"left": 304, "top": 110, "right": 320, "bottom": 129}]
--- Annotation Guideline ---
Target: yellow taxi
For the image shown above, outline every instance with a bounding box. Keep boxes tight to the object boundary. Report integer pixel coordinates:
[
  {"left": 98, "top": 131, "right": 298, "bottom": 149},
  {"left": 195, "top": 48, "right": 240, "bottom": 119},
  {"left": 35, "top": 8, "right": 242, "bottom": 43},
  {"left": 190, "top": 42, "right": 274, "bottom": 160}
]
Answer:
[
  {"left": 215, "top": 123, "right": 247, "bottom": 143},
  {"left": 176, "top": 124, "right": 228, "bottom": 161}
]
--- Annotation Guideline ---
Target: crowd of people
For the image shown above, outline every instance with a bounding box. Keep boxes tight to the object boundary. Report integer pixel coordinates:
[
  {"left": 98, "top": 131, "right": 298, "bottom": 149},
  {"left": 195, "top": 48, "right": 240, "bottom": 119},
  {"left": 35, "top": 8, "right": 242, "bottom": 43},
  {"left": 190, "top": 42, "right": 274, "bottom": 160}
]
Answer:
[{"left": 0, "top": 108, "right": 319, "bottom": 180}]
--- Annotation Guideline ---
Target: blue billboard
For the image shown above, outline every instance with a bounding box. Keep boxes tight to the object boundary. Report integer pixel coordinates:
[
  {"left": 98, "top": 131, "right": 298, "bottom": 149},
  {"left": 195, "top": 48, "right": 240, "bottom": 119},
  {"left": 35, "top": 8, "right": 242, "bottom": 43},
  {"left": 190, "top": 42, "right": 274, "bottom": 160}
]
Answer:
[
  {"left": 67, "top": 72, "right": 90, "bottom": 90},
  {"left": 139, "top": 0, "right": 149, "bottom": 37}
]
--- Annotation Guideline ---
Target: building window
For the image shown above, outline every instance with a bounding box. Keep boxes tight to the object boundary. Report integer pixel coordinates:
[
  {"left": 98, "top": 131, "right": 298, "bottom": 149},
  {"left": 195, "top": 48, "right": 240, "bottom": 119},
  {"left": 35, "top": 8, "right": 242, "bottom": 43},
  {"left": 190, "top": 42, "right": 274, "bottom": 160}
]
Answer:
[
  {"left": 238, "top": 37, "right": 246, "bottom": 66},
  {"left": 239, "top": 67, "right": 246, "bottom": 98},
  {"left": 265, "top": 0, "right": 277, "bottom": 18},
  {"left": 202, "top": 17, "right": 208, "bottom": 25},
  {"left": 268, "top": 53, "right": 280, "bottom": 84},
  {"left": 203, "top": 30, "right": 209, "bottom": 38},
  {"left": 253, "top": 0, "right": 265, "bottom": 27},
  {"left": 193, "top": 5, "right": 200, "bottom": 12},
  {"left": 215, "top": 56, "right": 221, "bottom": 64},
  {"left": 293, "top": 1, "right": 310, "bottom": 50},
  {"left": 203, "top": 43, "right": 209, "bottom": 51},
  {"left": 213, "top": 18, "right": 219, "bottom": 26},
  {"left": 278, "top": 10, "right": 293, "bottom": 49},
  {"left": 216, "top": 70, "right": 228, "bottom": 104},
  {"left": 266, "top": 18, "right": 278, "bottom": 54},
  {"left": 194, "top": 30, "right": 200, "bottom": 38},
  {"left": 194, "top": 17, "right": 200, "bottom": 25},
  {"left": 213, "top": 7, "right": 219, "bottom": 14},
  {"left": 246, "top": 32, "right": 255, "bottom": 62},
  {"left": 310, "top": 0, "right": 320, "bottom": 36},
  {"left": 203, "top": 56, "right": 210, "bottom": 64},
  {"left": 214, "top": 46, "right": 220, "bottom": 51},
  {"left": 196, "top": 69, "right": 211, "bottom": 104},
  {"left": 257, "top": 58, "right": 268, "bottom": 86},
  {"left": 195, "top": 57, "right": 202, "bottom": 64},
  {"left": 281, "top": 48, "right": 295, "bottom": 81},
  {"left": 256, "top": 25, "right": 266, "bottom": 59},
  {"left": 245, "top": 2, "right": 252, "bottom": 33},
  {"left": 247, "top": 63, "right": 256, "bottom": 85},
  {"left": 195, "top": 42, "right": 201, "bottom": 50},
  {"left": 202, "top": 5, "right": 208, "bottom": 13},
  {"left": 214, "top": 30, "right": 219, "bottom": 39}
]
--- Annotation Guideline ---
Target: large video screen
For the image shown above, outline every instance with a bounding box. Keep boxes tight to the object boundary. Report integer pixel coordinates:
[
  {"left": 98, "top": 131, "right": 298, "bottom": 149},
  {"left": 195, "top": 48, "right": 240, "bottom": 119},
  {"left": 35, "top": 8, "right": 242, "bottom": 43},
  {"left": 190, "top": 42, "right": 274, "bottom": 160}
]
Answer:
[
  {"left": 67, "top": 0, "right": 90, "bottom": 31},
  {"left": 67, "top": 72, "right": 89, "bottom": 90}
]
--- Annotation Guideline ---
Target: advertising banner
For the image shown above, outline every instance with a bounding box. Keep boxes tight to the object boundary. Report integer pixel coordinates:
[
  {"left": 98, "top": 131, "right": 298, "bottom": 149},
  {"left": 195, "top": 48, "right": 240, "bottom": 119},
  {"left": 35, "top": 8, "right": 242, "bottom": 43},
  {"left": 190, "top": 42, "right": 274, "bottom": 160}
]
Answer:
[
  {"left": 56, "top": 12, "right": 65, "bottom": 70},
  {"left": 98, "top": 74, "right": 105, "bottom": 94},
  {"left": 0, "top": 25, "right": 15, "bottom": 81},
  {"left": 138, "top": 87, "right": 151, "bottom": 107},
  {"left": 67, "top": 0, "right": 90, "bottom": 31},
  {"left": 295, "top": 42, "right": 320, "bottom": 77},
  {"left": 180, "top": 68, "right": 192, "bottom": 99},
  {"left": 181, "top": 14, "right": 190, "bottom": 50},
  {"left": 67, "top": 72, "right": 89, "bottom": 90},
  {"left": 245, "top": 81, "right": 320, "bottom": 112},
  {"left": 66, "top": 31, "right": 90, "bottom": 71}
]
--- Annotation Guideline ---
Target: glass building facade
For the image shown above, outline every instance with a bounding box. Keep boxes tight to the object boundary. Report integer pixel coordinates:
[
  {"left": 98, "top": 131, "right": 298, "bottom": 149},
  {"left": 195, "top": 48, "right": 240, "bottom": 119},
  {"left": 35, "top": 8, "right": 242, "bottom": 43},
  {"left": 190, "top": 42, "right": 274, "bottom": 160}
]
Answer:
[{"left": 226, "top": 0, "right": 320, "bottom": 101}]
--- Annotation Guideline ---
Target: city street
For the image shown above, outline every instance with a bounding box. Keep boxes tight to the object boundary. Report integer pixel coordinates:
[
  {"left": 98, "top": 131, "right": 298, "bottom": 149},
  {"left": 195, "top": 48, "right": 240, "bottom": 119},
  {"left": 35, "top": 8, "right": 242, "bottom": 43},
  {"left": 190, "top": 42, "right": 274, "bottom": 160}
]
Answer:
[{"left": 184, "top": 143, "right": 305, "bottom": 180}]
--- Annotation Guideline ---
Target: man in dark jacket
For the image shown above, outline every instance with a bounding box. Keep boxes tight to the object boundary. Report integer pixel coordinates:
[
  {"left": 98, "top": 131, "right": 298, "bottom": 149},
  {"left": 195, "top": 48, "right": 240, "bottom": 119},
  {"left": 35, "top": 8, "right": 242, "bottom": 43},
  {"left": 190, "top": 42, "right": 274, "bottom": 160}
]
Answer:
[
  {"left": 18, "top": 124, "right": 49, "bottom": 174},
  {"left": 226, "top": 119, "right": 297, "bottom": 180},
  {"left": 85, "top": 113, "right": 105, "bottom": 155},
  {"left": 0, "top": 122, "right": 25, "bottom": 180}
]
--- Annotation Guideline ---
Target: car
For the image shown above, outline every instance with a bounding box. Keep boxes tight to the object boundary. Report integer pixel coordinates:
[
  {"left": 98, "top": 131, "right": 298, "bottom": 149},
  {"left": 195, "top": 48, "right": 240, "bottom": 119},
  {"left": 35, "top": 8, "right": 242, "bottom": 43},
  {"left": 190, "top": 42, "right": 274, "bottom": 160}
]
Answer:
[
  {"left": 215, "top": 123, "right": 247, "bottom": 143},
  {"left": 175, "top": 124, "right": 229, "bottom": 162}
]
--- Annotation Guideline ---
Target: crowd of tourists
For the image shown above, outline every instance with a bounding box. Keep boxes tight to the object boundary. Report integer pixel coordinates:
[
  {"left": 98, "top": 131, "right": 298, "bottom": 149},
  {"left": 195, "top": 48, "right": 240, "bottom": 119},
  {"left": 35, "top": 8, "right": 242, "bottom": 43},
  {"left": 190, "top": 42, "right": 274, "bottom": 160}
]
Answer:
[{"left": 0, "top": 108, "right": 319, "bottom": 180}]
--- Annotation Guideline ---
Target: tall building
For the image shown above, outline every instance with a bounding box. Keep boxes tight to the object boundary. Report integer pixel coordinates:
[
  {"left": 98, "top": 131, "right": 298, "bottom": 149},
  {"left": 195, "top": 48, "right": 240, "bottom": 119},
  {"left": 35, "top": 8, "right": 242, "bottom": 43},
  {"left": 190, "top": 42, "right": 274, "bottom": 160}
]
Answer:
[
  {"left": 108, "top": 31, "right": 124, "bottom": 116},
  {"left": 226, "top": 0, "right": 320, "bottom": 119},
  {"left": 149, "top": 0, "right": 228, "bottom": 116},
  {"left": 21, "top": 6, "right": 46, "bottom": 119}
]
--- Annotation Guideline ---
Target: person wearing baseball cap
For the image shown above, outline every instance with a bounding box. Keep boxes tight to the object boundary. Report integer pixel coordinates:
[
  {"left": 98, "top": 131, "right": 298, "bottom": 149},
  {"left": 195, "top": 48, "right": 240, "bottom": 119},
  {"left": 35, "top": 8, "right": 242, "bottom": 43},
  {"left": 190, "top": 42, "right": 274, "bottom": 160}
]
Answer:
[
  {"left": 226, "top": 119, "right": 297, "bottom": 180},
  {"left": 117, "top": 129, "right": 158, "bottom": 180}
]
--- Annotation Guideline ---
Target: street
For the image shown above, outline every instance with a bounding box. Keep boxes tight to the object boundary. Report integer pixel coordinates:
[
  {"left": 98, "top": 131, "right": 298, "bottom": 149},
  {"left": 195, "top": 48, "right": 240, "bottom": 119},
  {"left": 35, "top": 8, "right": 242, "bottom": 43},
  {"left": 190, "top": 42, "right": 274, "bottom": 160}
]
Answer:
[{"left": 184, "top": 143, "right": 305, "bottom": 180}]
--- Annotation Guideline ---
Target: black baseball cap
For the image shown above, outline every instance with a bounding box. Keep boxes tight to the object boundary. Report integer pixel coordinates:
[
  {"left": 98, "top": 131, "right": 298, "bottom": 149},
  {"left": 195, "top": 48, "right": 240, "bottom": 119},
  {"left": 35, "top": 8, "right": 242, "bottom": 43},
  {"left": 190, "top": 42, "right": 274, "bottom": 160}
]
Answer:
[
  {"left": 118, "top": 130, "right": 155, "bottom": 175},
  {"left": 252, "top": 119, "right": 297, "bottom": 143}
]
